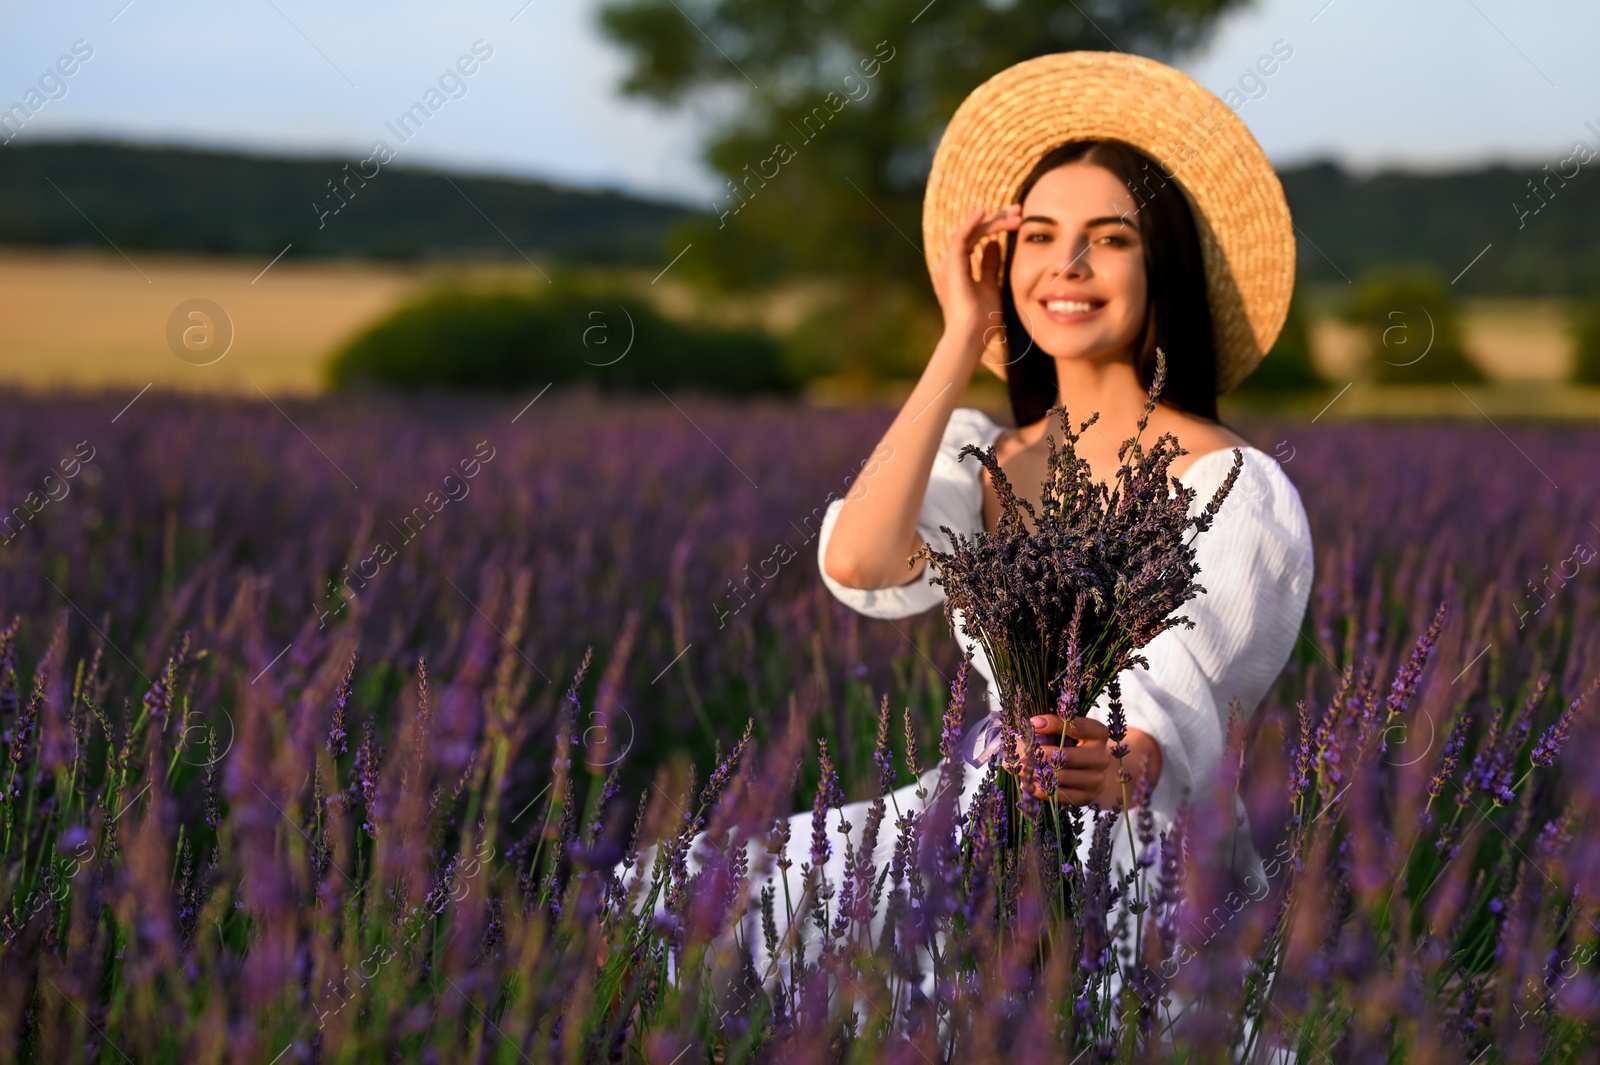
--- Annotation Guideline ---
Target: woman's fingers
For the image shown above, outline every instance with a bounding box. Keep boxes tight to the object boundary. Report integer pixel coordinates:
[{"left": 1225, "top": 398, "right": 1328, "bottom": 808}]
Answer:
[
  {"left": 976, "top": 203, "right": 1023, "bottom": 239},
  {"left": 937, "top": 207, "right": 990, "bottom": 308},
  {"left": 950, "top": 204, "right": 1020, "bottom": 258},
  {"left": 978, "top": 239, "right": 1001, "bottom": 288},
  {"left": 965, "top": 208, "right": 1022, "bottom": 272},
  {"left": 935, "top": 204, "right": 1021, "bottom": 333},
  {"left": 1008, "top": 732, "right": 1099, "bottom": 776},
  {"left": 1034, "top": 770, "right": 1103, "bottom": 793},
  {"left": 1068, "top": 716, "right": 1111, "bottom": 742},
  {"left": 948, "top": 206, "right": 988, "bottom": 259},
  {"left": 1036, "top": 767, "right": 1100, "bottom": 799},
  {"left": 1046, "top": 745, "right": 1111, "bottom": 772},
  {"left": 1028, "top": 714, "right": 1110, "bottom": 744}
]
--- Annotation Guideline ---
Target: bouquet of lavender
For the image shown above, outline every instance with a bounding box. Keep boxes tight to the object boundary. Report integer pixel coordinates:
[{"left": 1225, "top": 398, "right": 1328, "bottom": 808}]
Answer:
[{"left": 911, "top": 350, "right": 1242, "bottom": 827}]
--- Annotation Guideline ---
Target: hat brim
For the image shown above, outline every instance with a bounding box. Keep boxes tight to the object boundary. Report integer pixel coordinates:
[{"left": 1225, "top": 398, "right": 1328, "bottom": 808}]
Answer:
[{"left": 922, "top": 51, "right": 1296, "bottom": 395}]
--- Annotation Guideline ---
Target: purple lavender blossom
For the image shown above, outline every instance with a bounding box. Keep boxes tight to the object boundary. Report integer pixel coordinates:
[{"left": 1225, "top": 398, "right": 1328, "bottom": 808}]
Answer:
[
  {"left": 1530, "top": 680, "right": 1596, "bottom": 767},
  {"left": 1429, "top": 708, "right": 1474, "bottom": 800},
  {"left": 353, "top": 718, "right": 383, "bottom": 836},
  {"left": 327, "top": 648, "right": 357, "bottom": 757},
  {"left": 873, "top": 692, "right": 896, "bottom": 797},
  {"left": 910, "top": 349, "right": 1240, "bottom": 835},
  {"left": 0, "top": 385, "right": 1591, "bottom": 1060},
  {"left": 808, "top": 738, "right": 843, "bottom": 870},
  {"left": 1385, "top": 601, "right": 1448, "bottom": 720}
]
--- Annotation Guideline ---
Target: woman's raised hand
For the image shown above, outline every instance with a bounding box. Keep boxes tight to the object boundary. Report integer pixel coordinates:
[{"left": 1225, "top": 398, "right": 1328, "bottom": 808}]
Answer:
[{"left": 930, "top": 204, "right": 1022, "bottom": 350}]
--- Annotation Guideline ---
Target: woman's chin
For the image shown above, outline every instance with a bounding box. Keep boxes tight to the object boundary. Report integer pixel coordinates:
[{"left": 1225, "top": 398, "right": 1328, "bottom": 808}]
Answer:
[{"left": 1032, "top": 337, "right": 1132, "bottom": 367}]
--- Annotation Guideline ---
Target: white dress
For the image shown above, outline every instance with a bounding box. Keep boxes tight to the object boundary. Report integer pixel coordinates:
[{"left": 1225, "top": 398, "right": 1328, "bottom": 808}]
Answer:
[
  {"left": 621, "top": 406, "right": 1315, "bottom": 1043},
  {"left": 813, "top": 407, "right": 1315, "bottom": 881}
]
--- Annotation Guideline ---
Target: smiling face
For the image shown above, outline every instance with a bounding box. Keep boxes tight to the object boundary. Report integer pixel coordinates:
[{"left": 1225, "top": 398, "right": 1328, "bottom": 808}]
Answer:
[{"left": 1006, "top": 161, "right": 1148, "bottom": 366}]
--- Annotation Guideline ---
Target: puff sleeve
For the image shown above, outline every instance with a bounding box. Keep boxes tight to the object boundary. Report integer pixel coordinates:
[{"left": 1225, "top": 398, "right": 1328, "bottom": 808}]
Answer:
[
  {"left": 1086, "top": 447, "right": 1316, "bottom": 820},
  {"left": 815, "top": 408, "right": 1002, "bottom": 620}
]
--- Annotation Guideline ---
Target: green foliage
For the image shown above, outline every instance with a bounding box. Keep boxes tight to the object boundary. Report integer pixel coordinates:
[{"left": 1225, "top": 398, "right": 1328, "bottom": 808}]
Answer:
[
  {"left": 597, "top": 0, "right": 1244, "bottom": 289},
  {"left": 326, "top": 280, "right": 794, "bottom": 395},
  {"left": 780, "top": 281, "right": 943, "bottom": 383},
  {"left": 13, "top": 143, "right": 1600, "bottom": 303},
  {"left": 1571, "top": 298, "right": 1600, "bottom": 384},
  {"left": 1345, "top": 268, "right": 1486, "bottom": 383},
  {"left": 11, "top": 143, "right": 1600, "bottom": 301},
  {"left": 0, "top": 141, "right": 689, "bottom": 264},
  {"left": 1234, "top": 284, "right": 1326, "bottom": 390},
  {"left": 1283, "top": 159, "right": 1600, "bottom": 297}
]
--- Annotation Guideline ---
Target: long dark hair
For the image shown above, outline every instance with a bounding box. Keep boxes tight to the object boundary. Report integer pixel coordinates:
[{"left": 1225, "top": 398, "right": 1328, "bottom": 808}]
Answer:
[{"left": 997, "top": 139, "right": 1219, "bottom": 427}]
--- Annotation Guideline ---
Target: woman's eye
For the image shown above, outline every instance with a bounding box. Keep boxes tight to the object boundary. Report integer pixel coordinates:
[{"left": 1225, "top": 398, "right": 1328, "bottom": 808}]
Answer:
[
  {"left": 1023, "top": 231, "right": 1050, "bottom": 243},
  {"left": 1098, "top": 234, "right": 1130, "bottom": 247}
]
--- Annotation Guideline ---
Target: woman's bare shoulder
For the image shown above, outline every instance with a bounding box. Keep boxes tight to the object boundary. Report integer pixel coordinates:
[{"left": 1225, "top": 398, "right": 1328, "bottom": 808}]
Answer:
[
  {"left": 1151, "top": 410, "right": 1250, "bottom": 473},
  {"left": 989, "top": 423, "right": 1026, "bottom": 463}
]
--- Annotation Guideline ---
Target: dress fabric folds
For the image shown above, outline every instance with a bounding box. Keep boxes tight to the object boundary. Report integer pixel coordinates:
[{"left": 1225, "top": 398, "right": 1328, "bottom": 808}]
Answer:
[{"left": 620, "top": 406, "right": 1314, "bottom": 1054}]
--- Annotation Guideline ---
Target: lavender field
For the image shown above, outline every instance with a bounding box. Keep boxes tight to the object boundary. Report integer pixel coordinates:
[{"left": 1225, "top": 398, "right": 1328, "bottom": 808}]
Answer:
[{"left": 0, "top": 387, "right": 1596, "bottom": 1063}]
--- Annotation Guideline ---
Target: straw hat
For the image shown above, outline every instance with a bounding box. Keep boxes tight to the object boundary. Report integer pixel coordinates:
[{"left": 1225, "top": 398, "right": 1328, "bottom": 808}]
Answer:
[{"left": 922, "top": 51, "right": 1296, "bottom": 395}]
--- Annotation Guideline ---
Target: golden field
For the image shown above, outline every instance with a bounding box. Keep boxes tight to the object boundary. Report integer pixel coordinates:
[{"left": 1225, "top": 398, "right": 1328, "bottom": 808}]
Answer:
[
  {"left": 0, "top": 248, "right": 825, "bottom": 397},
  {"left": 0, "top": 248, "right": 422, "bottom": 396},
  {"left": 0, "top": 248, "right": 1594, "bottom": 418}
]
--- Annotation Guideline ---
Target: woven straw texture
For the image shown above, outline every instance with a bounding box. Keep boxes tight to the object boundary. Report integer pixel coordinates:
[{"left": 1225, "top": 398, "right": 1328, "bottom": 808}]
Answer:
[{"left": 922, "top": 51, "right": 1296, "bottom": 394}]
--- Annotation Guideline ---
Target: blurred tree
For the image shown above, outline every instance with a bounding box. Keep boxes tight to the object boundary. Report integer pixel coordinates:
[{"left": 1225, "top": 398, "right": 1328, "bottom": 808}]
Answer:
[
  {"left": 781, "top": 280, "right": 944, "bottom": 385},
  {"left": 1234, "top": 283, "right": 1325, "bottom": 390},
  {"left": 326, "top": 278, "right": 792, "bottom": 395},
  {"left": 1571, "top": 298, "right": 1600, "bottom": 384},
  {"left": 597, "top": 0, "right": 1246, "bottom": 291},
  {"left": 1345, "top": 268, "right": 1486, "bottom": 383}
]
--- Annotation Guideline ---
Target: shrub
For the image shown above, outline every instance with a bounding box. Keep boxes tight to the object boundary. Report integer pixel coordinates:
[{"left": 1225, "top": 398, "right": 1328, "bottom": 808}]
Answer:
[
  {"left": 1570, "top": 298, "right": 1600, "bottom": 384},
  {"left": 1235, "top": 284, "right": 1325, "bottom": 390},
  {"left": 1345, "top": 268, "right": 1485, "bottom": 383},
  {"left": 779, "top": 281, "right": 943, "bottom": 385},
  {"left": 327, "top": 280, "right": 794, "bottom": 395}
]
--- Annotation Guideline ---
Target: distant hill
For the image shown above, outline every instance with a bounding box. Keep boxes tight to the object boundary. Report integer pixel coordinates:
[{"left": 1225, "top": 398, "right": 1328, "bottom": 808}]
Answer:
[
  {"left": 2, "top": 139, "right": 1598, "bottom": 296},
  {"left": 1279, "top": 159, "right": 1600, "bottom": 297},
  {"left": 0, "top": 139, "right": 693, "bottom": 266}
]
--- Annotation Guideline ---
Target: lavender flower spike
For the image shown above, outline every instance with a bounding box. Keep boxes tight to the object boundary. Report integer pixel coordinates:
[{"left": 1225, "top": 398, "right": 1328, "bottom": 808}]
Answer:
[{"left": 1530, "top": 678, "right": 1597, "bottom": 767}]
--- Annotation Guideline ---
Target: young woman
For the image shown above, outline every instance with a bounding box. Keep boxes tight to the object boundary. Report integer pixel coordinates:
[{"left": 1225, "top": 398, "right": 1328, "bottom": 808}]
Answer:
[
  {"left": 822, "top": 132, "right": 1301, "bottom": 805},
  {"left": 815, "top": 49, "right": 1315, "bottom": 992},
  {"left": 626, "top": 51, "right": 1314, "bottom": 1036}
]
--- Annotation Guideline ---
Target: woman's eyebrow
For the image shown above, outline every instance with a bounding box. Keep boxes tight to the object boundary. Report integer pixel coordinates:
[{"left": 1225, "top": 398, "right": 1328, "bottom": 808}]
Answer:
[
  {"left": 1083, "top": 213, "right": 1138, "bottom": 230},
  {"left": 1019, "top": 213, "right": 1140, "bottom": 230}
]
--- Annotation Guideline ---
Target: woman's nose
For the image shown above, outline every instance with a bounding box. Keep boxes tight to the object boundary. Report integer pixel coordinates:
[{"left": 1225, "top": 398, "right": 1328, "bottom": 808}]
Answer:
[{"left": 1050, "top": 238, "right": 1093, "bottom": 283}]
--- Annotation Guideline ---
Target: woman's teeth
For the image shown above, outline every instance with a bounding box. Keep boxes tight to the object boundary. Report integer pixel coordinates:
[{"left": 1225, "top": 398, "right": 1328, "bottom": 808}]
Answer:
[{"left": 1045, "top": 300, "right": 1096, "bottom": 314}]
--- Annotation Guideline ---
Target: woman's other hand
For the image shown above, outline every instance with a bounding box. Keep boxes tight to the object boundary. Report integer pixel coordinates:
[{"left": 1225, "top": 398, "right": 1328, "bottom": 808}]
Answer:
[
  {"left": 1010, "top": 714, "right": 1162, "bottom": 808},
  {"left": 930, "top": 204, "right": 1022, "bottom": 351}
]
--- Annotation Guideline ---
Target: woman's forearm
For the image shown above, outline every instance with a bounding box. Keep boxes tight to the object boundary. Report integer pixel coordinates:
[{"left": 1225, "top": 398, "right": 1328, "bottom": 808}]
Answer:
[{"left": 821, "top": 322, "right": 987, "bottom": 591}]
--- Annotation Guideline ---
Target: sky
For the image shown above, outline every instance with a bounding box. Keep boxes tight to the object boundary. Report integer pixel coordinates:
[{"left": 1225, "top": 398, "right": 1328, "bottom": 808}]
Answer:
[{"left": 1, "top": 0, "right": 1596, "bottom": 207}]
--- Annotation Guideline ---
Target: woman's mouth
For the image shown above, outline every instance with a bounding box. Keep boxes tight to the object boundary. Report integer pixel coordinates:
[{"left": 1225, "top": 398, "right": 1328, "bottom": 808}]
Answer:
[{"left": 1039, "top": 297, "right": 1106, "bottom": 324}]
